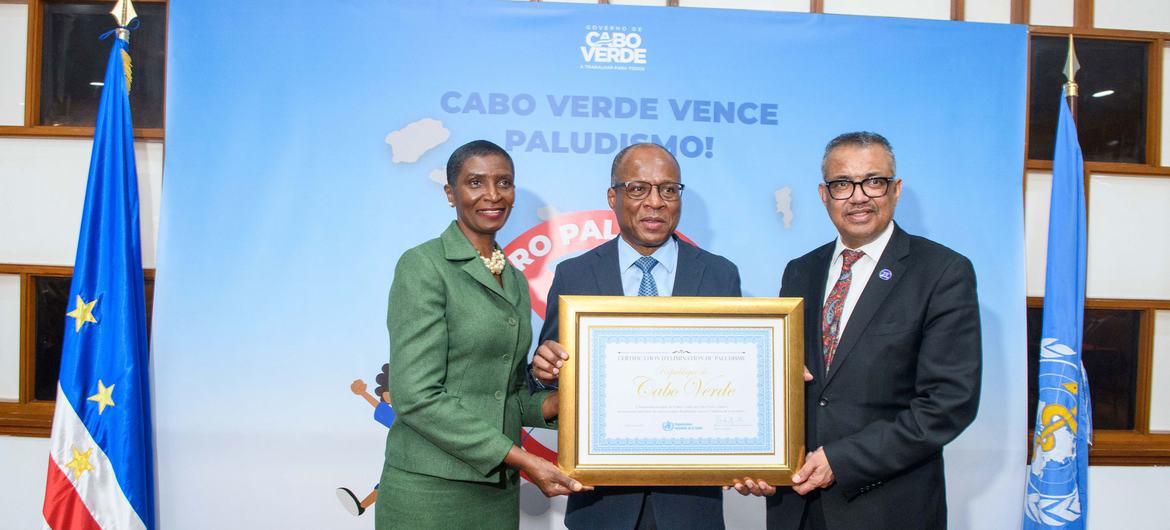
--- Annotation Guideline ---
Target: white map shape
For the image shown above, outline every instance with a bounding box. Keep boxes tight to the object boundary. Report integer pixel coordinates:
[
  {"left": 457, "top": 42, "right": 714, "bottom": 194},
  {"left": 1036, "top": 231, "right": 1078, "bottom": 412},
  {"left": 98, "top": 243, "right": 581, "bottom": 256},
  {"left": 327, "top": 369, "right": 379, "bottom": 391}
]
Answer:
[
  {"left": 774, "top": 187, "right": 793, "bottom": 228},
  {"left": 428, "top": 168, "right": 446, "bottom": 186},
  {"left": 385, "top": 118, "right": 450, "bottom": 163},
  {"left": 1029, "top": 415, "right": 1074, "bottom": 477}
]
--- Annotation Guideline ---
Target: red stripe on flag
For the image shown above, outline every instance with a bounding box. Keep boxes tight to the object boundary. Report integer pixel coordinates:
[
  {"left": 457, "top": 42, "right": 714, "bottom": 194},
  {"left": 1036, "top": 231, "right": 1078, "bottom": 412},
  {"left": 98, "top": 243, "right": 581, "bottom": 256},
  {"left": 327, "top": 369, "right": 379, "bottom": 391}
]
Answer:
[{"left": 43, "top": 457, "right": 102, "bottom": 530}]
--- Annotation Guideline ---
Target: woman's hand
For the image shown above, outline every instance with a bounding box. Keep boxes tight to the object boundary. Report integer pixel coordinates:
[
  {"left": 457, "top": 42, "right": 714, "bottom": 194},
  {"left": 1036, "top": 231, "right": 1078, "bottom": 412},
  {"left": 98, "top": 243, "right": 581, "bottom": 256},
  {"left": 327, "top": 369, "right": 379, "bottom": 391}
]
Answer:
[
  {"left": 523, "top": 455, "right": 592, "bottom": 498},
  {"left": 504, "top": 446, "right": 592, "bottom": 497}
]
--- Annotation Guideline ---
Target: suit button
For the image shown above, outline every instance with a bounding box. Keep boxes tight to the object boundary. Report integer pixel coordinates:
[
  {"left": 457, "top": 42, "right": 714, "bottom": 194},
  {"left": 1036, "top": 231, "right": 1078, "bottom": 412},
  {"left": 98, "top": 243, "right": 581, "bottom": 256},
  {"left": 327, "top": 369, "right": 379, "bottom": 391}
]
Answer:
[
  {"left": 507, "top": 317, "right": 518, "bottom": 326},
  {"left": 494, "top": 391, "right": 505, "bottom": 400},
  {"left": 819, "top": 399, "right": 828, "bottom": 407},
  {"left": 501, "top": 353, "right": 509, "bottom": 360}
]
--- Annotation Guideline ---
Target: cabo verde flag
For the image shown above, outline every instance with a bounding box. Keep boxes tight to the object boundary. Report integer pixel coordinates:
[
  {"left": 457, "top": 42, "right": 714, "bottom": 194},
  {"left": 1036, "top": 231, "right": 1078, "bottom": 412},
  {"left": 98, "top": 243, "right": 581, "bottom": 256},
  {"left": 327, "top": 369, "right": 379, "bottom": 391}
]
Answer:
[{"left": 41, "top": 15, "right": 156, "bottom": 530}]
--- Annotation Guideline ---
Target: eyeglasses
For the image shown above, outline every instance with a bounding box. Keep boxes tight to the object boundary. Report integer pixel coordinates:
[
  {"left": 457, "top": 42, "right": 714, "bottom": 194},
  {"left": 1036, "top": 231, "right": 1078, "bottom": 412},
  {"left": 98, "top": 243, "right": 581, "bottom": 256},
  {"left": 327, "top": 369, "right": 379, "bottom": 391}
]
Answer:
[
  {"left": 822, "top": 177, "right": 896, "bottom": 200},
  {"left": 611, "top": 181, "right": 685, "bottom": 201}
]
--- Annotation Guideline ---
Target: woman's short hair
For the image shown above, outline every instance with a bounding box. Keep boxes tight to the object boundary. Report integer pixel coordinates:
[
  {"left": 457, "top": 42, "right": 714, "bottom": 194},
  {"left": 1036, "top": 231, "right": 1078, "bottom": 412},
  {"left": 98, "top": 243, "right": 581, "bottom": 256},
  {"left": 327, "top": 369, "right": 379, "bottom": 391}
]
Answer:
[{"left": 446, "top": 140, "right": 514, "bottom": 187}]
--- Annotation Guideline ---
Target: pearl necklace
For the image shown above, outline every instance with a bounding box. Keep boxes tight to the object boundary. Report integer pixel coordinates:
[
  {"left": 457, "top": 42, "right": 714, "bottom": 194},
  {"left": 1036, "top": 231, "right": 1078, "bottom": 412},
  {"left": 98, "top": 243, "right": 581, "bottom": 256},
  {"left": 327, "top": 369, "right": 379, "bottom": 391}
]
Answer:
[{"left": 481, "top": 249, "right": 506, "bottom": 275}]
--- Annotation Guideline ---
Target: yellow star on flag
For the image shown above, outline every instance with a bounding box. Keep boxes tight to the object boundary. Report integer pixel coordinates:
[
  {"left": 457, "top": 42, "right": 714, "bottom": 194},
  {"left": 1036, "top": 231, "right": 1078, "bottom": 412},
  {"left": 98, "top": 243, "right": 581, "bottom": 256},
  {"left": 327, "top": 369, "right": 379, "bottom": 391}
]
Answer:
[
  {"left": 87, "top": 380, "right": 116, "bottom": 414},
  {"left": 65, "top": 295, "right": 98, "bottom": 332},
  {"left": 63, "top": 446, "right": 95, "bottom": 480}
]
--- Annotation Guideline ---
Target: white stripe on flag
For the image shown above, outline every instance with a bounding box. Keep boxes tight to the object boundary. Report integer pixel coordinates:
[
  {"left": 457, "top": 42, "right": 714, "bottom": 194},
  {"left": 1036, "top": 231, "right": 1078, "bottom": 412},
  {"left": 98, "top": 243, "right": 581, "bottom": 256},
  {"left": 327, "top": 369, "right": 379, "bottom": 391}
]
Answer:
[{"left": 47, "top": 384, "right": 147, "bottom": 530}]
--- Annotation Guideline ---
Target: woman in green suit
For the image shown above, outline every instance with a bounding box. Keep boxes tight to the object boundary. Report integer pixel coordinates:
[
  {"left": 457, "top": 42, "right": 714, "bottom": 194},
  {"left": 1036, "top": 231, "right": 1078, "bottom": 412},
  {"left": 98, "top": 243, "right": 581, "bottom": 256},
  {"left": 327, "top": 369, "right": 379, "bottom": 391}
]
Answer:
[{"left": 376, "top": 140, "right": 587, "bottom": 529}]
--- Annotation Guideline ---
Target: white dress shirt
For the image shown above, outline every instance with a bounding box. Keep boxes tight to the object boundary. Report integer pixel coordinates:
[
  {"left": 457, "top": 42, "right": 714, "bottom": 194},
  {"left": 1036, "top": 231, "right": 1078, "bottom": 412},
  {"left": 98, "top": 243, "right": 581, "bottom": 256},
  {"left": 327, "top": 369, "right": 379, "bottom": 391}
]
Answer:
[
  {"left": 822, "top": 221, "right": 895, "bottom": 336},
  {"left": 617, "top": 235, "right": 678, "bottom": 297}
]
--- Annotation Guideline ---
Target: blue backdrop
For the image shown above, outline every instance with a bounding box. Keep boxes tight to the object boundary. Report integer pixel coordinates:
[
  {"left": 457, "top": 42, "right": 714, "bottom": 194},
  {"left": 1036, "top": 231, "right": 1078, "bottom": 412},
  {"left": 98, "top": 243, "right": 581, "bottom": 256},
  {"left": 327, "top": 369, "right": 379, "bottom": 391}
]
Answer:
[{"left": 156, "top": 1, "right": 1027, "bottom": 527}]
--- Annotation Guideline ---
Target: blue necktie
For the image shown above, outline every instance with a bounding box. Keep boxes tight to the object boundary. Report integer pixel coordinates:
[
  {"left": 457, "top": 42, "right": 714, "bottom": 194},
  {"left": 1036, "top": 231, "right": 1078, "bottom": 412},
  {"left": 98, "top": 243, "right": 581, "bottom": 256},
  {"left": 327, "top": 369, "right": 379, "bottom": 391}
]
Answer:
[{"left": 634, "top": 256, "right": 659, "bottom": 296}]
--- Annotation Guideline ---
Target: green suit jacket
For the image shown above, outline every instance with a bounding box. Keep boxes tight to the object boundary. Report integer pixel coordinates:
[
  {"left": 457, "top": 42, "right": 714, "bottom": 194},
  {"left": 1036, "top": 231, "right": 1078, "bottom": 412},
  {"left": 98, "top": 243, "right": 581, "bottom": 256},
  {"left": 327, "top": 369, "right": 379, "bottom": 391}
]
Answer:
[{"left": 384, "top": 221, "right": 553, "bottom": 482}]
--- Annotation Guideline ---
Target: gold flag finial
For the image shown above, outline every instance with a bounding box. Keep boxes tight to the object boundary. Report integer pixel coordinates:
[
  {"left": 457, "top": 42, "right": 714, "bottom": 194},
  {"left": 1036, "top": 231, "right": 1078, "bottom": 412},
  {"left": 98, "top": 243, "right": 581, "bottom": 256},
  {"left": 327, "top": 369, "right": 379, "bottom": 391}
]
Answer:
[
  {"left": 1063, "top": 34, "right": 1080, "bottom": 97},
  {"left": 110, "top": 0, "right": 137, "bottom": 92},
  {"left": 110, "top": 0, "right": 137, "bottom": 41}
]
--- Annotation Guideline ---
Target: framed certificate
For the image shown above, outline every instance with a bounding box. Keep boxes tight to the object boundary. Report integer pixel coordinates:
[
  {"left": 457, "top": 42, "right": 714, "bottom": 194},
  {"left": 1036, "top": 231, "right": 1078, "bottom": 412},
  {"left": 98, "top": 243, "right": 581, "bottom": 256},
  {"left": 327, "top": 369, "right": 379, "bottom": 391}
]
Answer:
[{"left": 557, "top": 296, "right": 805, "bottom": 486}]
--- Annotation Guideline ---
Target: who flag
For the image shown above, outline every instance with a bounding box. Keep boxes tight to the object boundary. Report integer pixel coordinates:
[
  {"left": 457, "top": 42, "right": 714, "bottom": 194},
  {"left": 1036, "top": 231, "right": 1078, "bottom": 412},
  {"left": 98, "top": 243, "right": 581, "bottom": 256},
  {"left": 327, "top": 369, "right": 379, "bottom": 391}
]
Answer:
[
  {"left": 1024, "top": 89, "right": 1092, "bottom": 528},
  {"left": 41, "top": 28, "right": 156, "bottom": 530}
]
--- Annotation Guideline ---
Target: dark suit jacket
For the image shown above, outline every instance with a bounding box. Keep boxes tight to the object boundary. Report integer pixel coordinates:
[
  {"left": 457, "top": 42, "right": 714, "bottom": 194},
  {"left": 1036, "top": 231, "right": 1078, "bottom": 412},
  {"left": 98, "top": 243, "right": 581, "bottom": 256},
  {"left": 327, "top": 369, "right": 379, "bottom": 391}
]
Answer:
[
  {"left": 766, "top": 225, "right": 981, "bottom": 530},
  {"left": 539, "top": 235, "right": 741, "bottom": 530}
]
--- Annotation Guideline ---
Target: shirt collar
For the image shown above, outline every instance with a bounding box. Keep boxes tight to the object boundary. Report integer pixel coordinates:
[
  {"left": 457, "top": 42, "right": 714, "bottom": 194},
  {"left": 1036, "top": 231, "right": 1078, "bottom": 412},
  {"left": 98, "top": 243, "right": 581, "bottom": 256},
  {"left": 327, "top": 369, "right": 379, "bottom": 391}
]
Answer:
[
  {"left": 617, "top": 235, "right": 678, "bottom": 273},
  {"left": 831, "top": 221, "right": 895, "bottom": 263}
]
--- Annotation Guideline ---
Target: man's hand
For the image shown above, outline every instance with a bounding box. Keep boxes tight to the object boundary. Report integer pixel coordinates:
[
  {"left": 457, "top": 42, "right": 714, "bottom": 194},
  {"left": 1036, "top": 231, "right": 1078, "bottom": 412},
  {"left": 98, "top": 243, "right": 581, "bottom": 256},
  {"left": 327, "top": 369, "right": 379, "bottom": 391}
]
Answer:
[
  {"left": 725, "top": 369, "right": 809, "bottom": 497},
  {"left": 791, "top": 447, "right": 834, "bottom": 495},
  {"left": 541, "top": 391, "right": 560, "bottom": 421},
  {"left": 727, "top": 477, "right": 777, "bottom": 497},
  {"left": 532, "top": 340, "right": 569, "bottom": 385},
  {"left": 350, "top": 379, "right": 367, "bottom": 395}
]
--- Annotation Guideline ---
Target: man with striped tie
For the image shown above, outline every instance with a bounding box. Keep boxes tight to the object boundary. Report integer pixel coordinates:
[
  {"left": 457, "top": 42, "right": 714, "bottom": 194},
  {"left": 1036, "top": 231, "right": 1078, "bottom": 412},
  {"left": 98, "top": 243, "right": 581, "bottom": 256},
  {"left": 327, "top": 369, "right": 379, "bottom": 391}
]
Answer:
[
  {"left": 530, "top": 142, "right": 742, "bottom": 529},
  {"left": 764, "top": 132, "right": 982, "bottom": 530}
]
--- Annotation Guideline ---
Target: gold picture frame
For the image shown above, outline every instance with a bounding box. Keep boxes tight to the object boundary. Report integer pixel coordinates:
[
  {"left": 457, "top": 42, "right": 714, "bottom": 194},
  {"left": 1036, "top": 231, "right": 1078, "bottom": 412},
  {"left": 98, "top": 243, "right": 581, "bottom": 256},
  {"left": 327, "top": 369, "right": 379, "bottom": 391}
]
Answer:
[{"left": 557, "top": 295, "right": 805, "bottom": 486}]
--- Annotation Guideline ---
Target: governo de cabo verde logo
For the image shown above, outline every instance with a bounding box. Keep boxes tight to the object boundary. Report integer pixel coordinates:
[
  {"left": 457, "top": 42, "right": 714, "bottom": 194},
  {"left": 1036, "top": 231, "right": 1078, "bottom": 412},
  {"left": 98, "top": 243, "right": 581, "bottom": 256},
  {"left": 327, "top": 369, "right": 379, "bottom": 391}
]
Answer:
[{"left": 580, "top": 24, "right": 647, "bottom": 69}]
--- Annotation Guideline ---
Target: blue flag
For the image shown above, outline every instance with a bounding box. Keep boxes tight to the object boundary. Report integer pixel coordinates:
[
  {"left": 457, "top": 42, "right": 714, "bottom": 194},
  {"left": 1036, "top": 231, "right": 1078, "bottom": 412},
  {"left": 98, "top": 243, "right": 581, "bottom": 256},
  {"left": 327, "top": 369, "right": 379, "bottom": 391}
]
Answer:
[
  {"left": 42, "top": 29, "right": 156, "bottom": 530},
  {"left": 1024, "top": 89, "right": 1092, "bottom": 528}
]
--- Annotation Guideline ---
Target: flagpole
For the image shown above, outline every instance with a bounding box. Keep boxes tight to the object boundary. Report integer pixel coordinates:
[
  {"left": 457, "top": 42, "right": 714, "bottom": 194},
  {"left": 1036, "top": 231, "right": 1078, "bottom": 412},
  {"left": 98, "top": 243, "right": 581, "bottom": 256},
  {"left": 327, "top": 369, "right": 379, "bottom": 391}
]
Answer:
[{"left": 1064, "top": 34, "right": 1078, "bottom": 122}]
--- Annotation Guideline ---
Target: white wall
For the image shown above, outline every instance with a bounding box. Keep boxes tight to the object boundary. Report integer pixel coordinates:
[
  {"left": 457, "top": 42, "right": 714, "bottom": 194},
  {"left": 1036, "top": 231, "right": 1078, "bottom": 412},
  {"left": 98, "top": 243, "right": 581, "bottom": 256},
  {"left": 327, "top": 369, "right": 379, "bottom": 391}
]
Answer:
[
  {"left": 0, "top": 2, "right": 27, "bottom": 126},
  {"left": 1088, "top": 467, "right": 1170, "bottom": 528},
  {"left": 1094, "top": 0, "right": 1170, "bottom": 33},
  {"left": 0, "top": 274, "right": 19, "bottom": 400},
  {"left": 0, "top": 435, "right": 51, "bottom": 530},
  {"left": 0, "top": 137, "right": 163, "bottom": 268},
  {"left": 824, "top": 0, "right": 950, "bottom": 20}
]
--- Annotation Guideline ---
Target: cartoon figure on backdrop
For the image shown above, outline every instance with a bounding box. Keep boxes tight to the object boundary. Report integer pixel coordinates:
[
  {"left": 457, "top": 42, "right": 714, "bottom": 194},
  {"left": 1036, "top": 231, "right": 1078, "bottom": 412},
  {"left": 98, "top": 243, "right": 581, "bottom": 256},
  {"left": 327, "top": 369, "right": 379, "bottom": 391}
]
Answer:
[{"left": 336, "top": 363, "right": 395, "bottom": 516}]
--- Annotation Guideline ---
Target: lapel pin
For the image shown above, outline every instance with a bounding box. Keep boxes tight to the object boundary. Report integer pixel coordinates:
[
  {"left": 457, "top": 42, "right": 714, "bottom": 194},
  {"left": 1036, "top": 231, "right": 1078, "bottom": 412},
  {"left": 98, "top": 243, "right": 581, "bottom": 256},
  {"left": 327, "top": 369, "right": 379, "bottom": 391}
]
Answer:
[{"left": 879, "top": 268, "right": 893, "bottom": 281}]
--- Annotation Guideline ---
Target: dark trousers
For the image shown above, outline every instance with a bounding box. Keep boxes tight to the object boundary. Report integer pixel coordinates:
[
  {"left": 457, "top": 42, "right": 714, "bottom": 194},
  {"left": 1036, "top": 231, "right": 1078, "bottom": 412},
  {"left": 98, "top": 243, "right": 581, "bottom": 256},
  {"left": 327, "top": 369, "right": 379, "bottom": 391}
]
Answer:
[
  {"left": 635, "top": 490, "right": 657, "bottom": 530},
  {"left": 801, "top": 492, "right": 827, "bottom": 530}
]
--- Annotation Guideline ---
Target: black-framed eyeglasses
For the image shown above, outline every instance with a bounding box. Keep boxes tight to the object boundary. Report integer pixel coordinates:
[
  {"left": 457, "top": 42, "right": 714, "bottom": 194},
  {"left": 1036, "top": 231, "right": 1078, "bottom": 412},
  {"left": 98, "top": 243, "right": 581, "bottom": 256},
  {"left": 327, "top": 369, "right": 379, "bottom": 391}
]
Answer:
[
  {"left": 612, "top": 180, "right": 685, "bottom": 201},
  {"left": 822, "top": 177, "right": 897, "bottom": 200}
]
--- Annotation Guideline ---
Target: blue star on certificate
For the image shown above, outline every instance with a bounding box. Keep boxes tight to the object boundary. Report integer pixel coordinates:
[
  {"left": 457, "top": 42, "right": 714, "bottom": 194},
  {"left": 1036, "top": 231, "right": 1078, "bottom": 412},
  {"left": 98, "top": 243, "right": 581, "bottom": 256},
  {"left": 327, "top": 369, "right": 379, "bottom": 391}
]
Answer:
[
  {"left": 65, "top": 295, "right": 98, "bottom": 332},
  {"left": 87, "top": 380, "right": 116, "bottom": 415}
]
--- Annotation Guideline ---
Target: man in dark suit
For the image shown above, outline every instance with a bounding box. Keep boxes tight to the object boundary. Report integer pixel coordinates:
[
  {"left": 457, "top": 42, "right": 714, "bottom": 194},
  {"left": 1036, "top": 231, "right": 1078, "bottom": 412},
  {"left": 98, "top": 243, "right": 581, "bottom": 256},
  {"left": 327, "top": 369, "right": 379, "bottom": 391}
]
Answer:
[
  {"left": 764, "top": 132, "right": 982, "bottom": 529},
  {"left": 531, "top": 143, "right": 740, "bottom": 529}
]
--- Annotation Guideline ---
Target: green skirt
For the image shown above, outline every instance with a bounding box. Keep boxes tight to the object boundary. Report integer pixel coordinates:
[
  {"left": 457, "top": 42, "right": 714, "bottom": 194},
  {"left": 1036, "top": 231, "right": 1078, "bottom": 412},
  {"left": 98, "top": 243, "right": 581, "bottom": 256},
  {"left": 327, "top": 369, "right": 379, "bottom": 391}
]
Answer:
[{"left": 374, "top": 464, "right": 519, "bottom": 530}]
